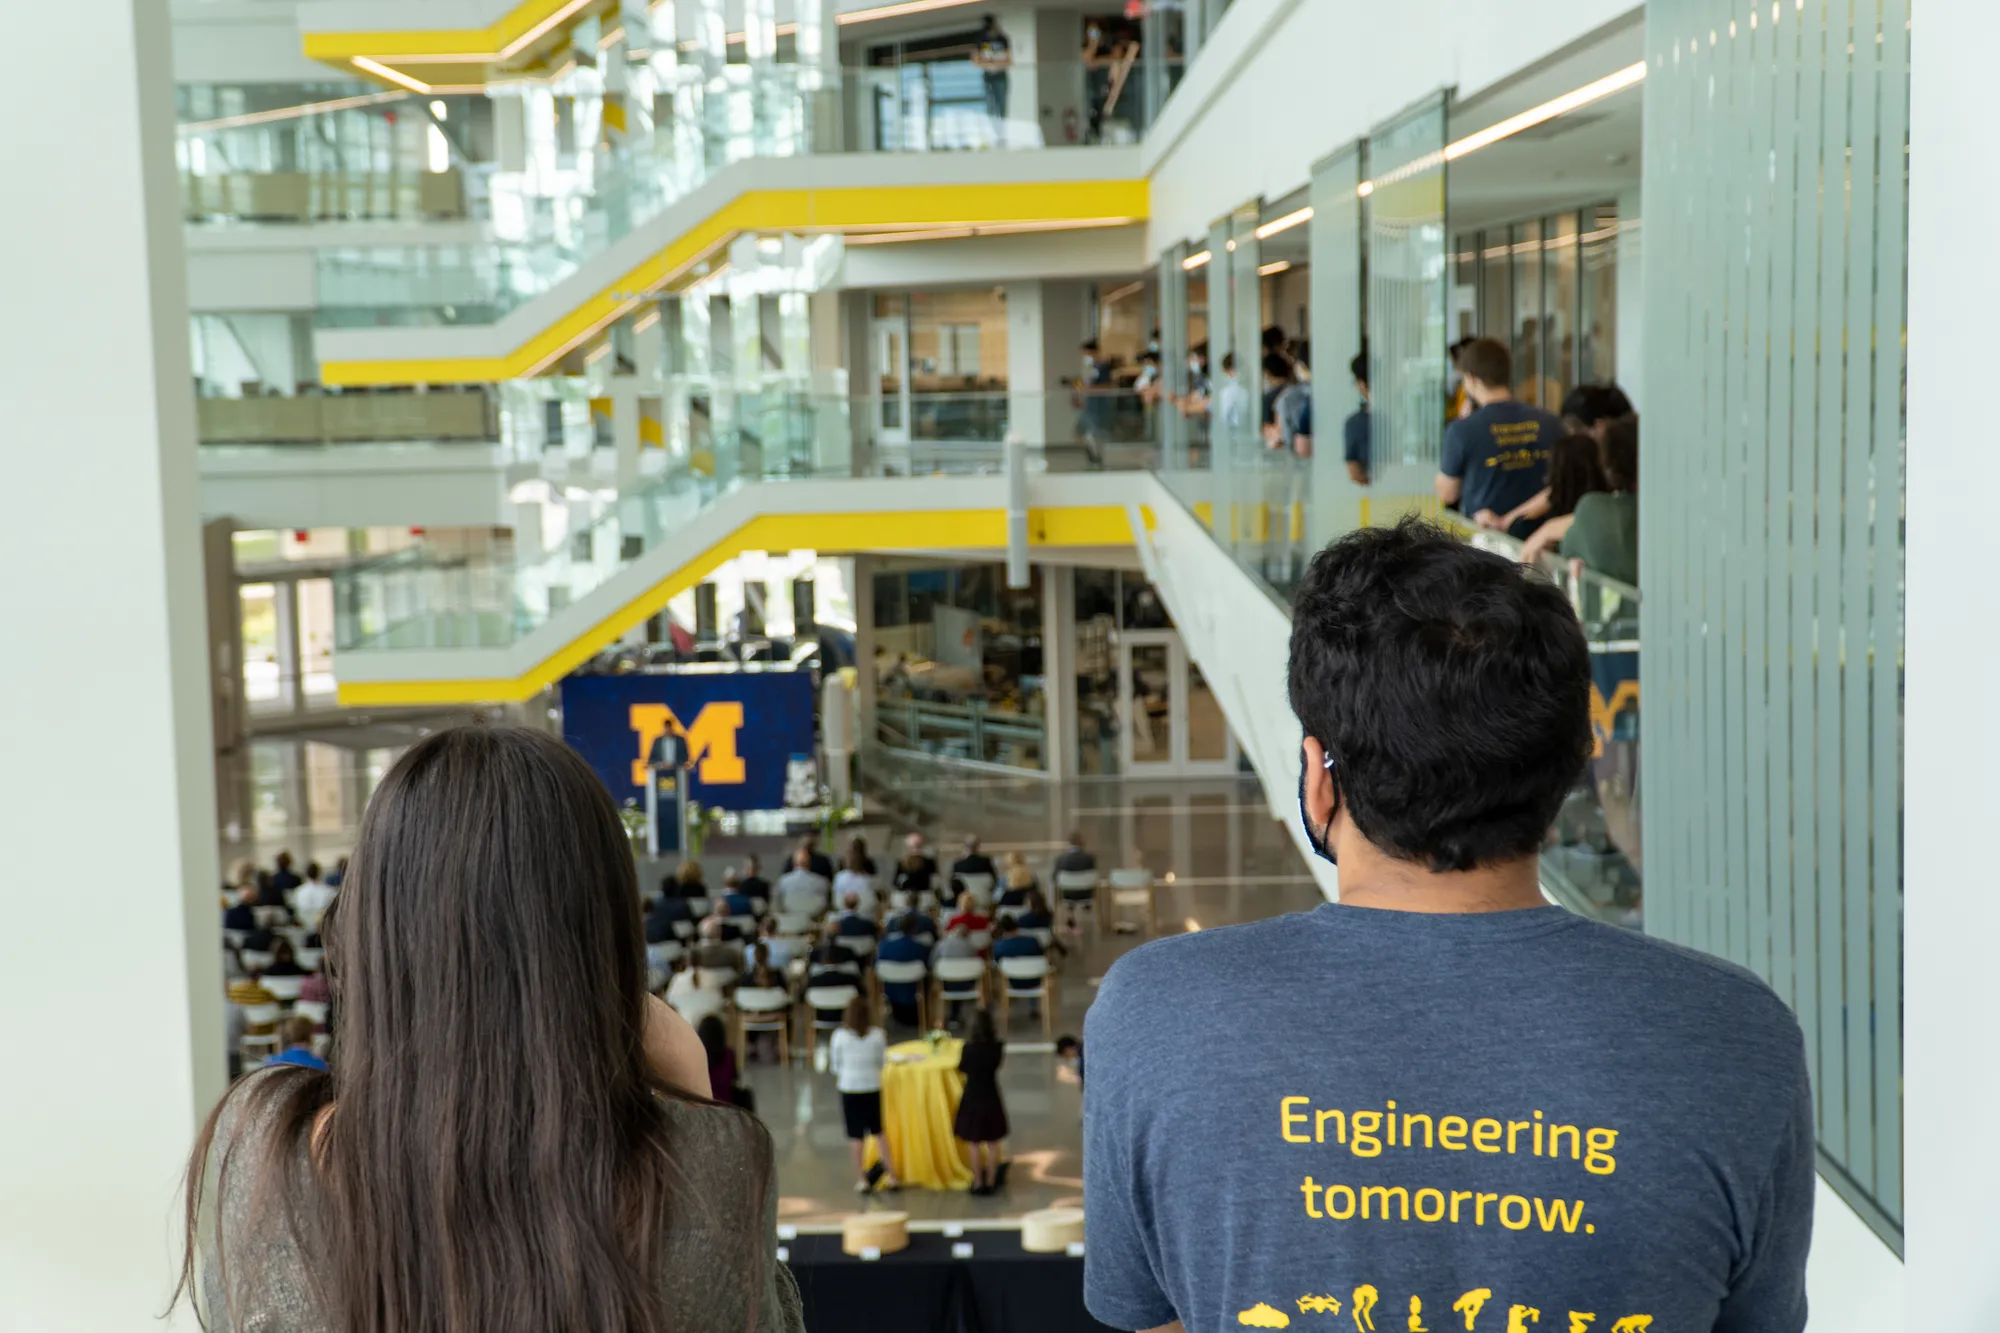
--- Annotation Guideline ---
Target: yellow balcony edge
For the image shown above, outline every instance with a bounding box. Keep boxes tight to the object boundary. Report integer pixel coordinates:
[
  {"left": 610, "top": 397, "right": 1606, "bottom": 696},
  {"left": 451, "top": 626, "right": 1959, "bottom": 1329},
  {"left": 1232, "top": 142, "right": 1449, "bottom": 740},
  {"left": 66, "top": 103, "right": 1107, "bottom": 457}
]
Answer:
[
  {"left": 335, "top": 503, "right": 1136, "bottom": 705},
  {"left": 318, "top": 180, "right": 1149, "bottom": 388}
]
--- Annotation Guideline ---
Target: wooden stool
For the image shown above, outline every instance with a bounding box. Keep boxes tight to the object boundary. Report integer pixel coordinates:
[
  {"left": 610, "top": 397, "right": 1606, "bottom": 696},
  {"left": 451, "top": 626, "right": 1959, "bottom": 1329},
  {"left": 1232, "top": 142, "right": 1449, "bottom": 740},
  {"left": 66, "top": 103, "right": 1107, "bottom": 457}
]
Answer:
[{"left": 842, "top": 1210, "right": 910, "bottom": 1256}]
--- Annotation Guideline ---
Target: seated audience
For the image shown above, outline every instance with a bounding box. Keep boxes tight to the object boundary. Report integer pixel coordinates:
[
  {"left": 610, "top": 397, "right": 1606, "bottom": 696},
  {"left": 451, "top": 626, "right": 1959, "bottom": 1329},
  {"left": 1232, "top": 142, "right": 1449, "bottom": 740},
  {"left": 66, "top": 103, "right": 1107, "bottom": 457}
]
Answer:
[
  {"left": 876, "top": 916, "right": 931, "bottom": 1026},
  {"left": 227, "top": 974, "right": 275, "bottom": 1008},
  {"left": 891, "top": 847, "right": 937, "bottom": 909},
  {"left": 931, "top": 924, "right": 977, "bottom": 965},
  {"left": 808, "top": 925, "right": 859, "bottom": 972},
  {"left": 178, "top": 725, "right": 797, "bottom": 1333},
  {"left": 996, "top": 856, "right": 1037, "bottom": 909},
  {"left": 719, "top": 870, "right": 754, "bottom": 919},
  {"left": 846, "top": 836, "right": 879, "bottom": 877},
  {"left": 991, "top": 915, "right": 1043, "bottom": 960},
  {"left": 265, "top": 1016, "right": 327, "bottom": 1071},
  {"left": 267, "top": 850, "right": 303, "bottom": 897},
  {"left": 834, "top": 894, "right": 880, "bottom": 941},
  {"left": 776, "top": 848, "right": 832, "bottom": 918},
  {"left": 797, "top": 836, "right": 836, "bottom": 882},
  {"left": 1052, "top": 830, "right": 1097, "bottom": 880},
  {"left": 294, "top": 862, "right": 336, "bottom": 929},
  {"left": 741, "top": 942, "right": 782, "bottom": 990},
  {"left": 901, "top": 832, "right": 938, "bottom": 877},
  {"left": 646, "top": 889, "right": 694, "bottom": 944},
  {"left": 322, "top": 854, "right": 347, "bottom": 888},
  {"left": 298, "top": 969, "right": 329, "bottom": 1006},
  {"left": 951, "top": 835, "right": 998, "bottom": 884},
  {"left": 671, "top": 859, "right": 708, "bottom": 899},
  {"left": 831, "top": 845, "right": 878, "bottom": 918},
  {"left": 692, "top": 916, "right": 745, "bottom": 972},
  {"left": 223, "top": 888, "right": 257, "bottom": 935},
  {"left": 261, "top": 938, "right": 306, "bottom": 978},
  {"left": 738, "top": 855, "right": 771, "bottom": 900},
  {"left": 755, "top": 917, "right": 799, "bottom": 972},
  {"left": 944, "top": 892, "right": 990, "bottom": 938}
]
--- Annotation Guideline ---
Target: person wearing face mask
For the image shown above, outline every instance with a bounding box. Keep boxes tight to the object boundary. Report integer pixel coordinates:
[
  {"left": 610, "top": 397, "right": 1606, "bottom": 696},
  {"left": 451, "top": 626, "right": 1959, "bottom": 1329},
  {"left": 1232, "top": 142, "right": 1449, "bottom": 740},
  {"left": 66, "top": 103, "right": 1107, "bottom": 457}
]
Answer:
[{"left": 1082, "top": 519, "right": 1813, "bottom": 1333}]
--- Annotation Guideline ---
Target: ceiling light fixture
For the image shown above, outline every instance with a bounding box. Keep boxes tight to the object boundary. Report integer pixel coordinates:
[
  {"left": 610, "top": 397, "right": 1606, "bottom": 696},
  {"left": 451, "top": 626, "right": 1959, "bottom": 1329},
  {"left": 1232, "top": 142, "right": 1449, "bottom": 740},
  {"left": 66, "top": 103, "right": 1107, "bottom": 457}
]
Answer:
[
  {"left": 350, "top": 57, "right": 433, "bottom": 94},
  {"left": 1182, "top": 250, "right": 1212, "bottom": 270},
  {"left": 1258, "top": 260, "right": 1291, "bottom": 276},
  {"left": 837, "top": 0, "right": 983, "bottom": 24},
  {"left": 177, "top": 90, "right": 411, "bottom": 134},
  {"left": 1255, "top": 206, "right": 1313, "bottom": 239}
]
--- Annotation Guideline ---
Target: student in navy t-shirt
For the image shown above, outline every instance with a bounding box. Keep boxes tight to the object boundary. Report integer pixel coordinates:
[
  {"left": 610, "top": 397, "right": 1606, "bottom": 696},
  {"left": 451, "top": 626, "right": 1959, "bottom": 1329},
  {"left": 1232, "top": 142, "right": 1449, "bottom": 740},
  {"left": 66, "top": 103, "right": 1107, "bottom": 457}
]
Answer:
[
  {"left": 1085, "top": 520, "right": 1812, "bottom": 1333},
  {"left": 1437, "top": 337, "right": 1564, "bottom": 537},
  {"left": 1343, "top": 351, "right": 1372, "bottom": 485}
]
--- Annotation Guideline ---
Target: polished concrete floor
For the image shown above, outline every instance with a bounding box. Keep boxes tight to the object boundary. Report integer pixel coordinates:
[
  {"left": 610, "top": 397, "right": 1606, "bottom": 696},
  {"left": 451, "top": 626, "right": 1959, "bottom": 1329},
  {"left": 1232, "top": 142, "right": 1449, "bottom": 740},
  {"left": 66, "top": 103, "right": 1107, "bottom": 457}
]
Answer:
[{"left": 218, "top": 730, "right": 1324, "bottom": 1225}]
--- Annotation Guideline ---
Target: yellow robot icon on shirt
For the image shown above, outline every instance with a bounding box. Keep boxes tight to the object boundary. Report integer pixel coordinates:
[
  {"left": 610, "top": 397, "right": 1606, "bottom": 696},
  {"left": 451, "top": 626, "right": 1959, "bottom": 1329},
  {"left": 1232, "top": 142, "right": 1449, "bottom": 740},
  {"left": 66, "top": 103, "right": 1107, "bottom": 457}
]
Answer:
[
  {"left": 1298, "top": 1296, "right": 1344, "bottom": 1316},
  {"left": 1239, "top": 1302, "right": 1292, "bottom": 1328},
  {"left": 1567, "top": 1316, "right": 1595, "bottom": 1333},
  {"left": 1609, "top": 1320, "right": 1652, "bottom": 1333},
  {"left": 1407, "top": 1295, "right": 1429, "bottom": 1332},
  {"left": 1506, "top": 1307, "right": 1541, "bottom": 1333},
  {"left": 1352, "top": 1285, "right": 1381, "bottom": 1332},
  {"left": 1452, "top": 1290, "right": 1492, "bottom": 1330}
]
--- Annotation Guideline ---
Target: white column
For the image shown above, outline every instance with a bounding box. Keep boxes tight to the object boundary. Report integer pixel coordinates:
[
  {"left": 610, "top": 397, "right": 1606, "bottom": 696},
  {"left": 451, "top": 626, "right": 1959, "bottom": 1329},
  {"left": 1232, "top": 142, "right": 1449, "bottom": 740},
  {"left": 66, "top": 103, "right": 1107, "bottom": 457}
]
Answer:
[
  {"left": 1040, "top": 564, "right": 1078, "bottom": 780},
  {"left": 0, "top": 0, "right": 224, "bottom": 1327},
  {"left": 1006, "top": 280, "right": 1049, "bottom": 448},
  {"left": 1907, "top": 0, "right": 1998, "bottom": 1322},
  {"left": 1613, "top": 185, "right": 1644, "bottom": 410}
]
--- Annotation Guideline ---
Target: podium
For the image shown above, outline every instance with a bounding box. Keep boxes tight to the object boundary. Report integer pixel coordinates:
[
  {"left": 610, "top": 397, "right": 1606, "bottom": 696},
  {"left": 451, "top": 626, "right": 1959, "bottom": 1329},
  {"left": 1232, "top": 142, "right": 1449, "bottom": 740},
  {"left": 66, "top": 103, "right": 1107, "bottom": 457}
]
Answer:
[{"left": 644, "top": 762, "right": 687, "bottom": 856}]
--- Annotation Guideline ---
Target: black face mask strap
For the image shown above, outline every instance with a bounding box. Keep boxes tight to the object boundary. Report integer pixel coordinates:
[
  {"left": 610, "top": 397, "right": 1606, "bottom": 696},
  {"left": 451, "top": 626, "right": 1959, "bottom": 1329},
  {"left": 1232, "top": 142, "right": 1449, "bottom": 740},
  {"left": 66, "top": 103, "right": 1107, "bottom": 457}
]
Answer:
[{"left": 1299, "top": 748, "right": 1340, "bottom": 864}]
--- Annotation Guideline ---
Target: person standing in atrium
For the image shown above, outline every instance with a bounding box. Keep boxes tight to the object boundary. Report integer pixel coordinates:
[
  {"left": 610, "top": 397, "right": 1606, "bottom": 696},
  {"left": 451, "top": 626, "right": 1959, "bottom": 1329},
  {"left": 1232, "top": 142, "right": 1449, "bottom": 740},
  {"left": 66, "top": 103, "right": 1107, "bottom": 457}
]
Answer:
[
  {"left": 1084, "top": 521, "right": 1811, "bottom": 1333},
  {"left": 973, "top": 16, "right": 1013, "bottom": 144},
  {"left": 1436, "top": 337, "right": 1563, "bottom": 537}
]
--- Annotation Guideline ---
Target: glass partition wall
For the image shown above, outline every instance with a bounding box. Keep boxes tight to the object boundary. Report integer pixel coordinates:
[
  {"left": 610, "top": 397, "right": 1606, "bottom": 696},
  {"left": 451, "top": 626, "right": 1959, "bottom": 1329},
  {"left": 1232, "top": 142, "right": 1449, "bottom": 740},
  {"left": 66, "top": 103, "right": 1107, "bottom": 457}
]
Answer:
[{"left": 1452, "top": 202, "right": 1625, "bottom": 412}]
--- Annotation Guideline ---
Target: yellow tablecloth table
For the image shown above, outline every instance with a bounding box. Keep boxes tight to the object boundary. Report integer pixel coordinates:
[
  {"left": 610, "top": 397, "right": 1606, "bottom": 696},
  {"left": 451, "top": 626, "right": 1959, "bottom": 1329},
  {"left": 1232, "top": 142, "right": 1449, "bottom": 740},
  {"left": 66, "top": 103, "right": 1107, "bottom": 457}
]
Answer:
[{"left": 865, "top": 1038, "right": 974, "bottom": 1190}]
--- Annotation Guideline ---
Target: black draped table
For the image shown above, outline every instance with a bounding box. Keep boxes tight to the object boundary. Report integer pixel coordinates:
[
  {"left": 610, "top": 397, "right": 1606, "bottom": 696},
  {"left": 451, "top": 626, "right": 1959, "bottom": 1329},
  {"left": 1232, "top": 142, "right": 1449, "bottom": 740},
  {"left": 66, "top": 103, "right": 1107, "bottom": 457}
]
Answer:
[{"left": 784, "top": 1228, "right": 1119, "bottom": 1333}]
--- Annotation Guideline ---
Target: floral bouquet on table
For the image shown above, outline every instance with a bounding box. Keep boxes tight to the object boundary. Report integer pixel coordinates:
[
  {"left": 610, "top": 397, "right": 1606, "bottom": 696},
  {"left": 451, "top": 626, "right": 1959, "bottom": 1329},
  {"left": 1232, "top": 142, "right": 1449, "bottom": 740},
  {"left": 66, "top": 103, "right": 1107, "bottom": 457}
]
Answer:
[{"left": 925, "top": 1029, "right": 948, "bottom": 1055}]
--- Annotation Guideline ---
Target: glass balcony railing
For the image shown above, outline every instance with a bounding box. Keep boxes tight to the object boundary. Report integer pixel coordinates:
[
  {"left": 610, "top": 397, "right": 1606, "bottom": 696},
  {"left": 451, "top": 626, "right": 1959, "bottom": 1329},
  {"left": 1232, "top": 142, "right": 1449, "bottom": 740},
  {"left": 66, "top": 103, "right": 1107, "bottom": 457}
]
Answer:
[
  {"left": 1152, "top": 463, "right": 1643, "bottom": 927},
  {"left": 196, "top": 388, "right": 496, "bottom": 445}
]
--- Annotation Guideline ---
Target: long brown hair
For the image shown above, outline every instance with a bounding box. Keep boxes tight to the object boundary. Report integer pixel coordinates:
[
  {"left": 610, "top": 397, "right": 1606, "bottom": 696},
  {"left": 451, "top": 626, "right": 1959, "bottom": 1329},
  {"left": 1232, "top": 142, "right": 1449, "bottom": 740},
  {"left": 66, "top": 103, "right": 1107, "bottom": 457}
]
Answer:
[{"left": 178, "top": 725, "right": 761, "bottom": 1331}]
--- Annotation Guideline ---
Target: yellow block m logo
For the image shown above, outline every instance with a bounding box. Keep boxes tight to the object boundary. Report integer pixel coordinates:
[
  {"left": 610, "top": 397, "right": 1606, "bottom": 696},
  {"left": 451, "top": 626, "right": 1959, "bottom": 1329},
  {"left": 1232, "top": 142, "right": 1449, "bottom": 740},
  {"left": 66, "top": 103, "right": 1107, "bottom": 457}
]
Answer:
[{"left": 629, "top": 703, "right": 747, "bottom": 787}]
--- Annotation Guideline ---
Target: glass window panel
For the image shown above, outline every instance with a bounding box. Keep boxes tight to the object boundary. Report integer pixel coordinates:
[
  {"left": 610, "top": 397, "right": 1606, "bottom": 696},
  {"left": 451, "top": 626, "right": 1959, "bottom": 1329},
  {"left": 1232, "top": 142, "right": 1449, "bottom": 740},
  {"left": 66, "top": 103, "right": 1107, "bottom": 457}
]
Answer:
[
  {"left": 1579, "top": 203, "right": 1621, "bottom": 386},
  {"left": 1542, "top": 211, "right": 1579, "bottom": 408},
  {"left": 1512, "top": 218, "right": 1552, "bottom": 409},
  {"left": 1126, "top": 643, "right": 1173, "bottom": 763}
]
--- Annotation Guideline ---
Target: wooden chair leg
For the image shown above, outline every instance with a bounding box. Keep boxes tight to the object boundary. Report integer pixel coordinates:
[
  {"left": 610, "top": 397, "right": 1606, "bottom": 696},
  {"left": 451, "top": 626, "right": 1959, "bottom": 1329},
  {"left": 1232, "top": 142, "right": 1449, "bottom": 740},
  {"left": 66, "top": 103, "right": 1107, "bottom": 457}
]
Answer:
[{"left": 1043, "top": 982, "right": 1055, "bottom": 1039}]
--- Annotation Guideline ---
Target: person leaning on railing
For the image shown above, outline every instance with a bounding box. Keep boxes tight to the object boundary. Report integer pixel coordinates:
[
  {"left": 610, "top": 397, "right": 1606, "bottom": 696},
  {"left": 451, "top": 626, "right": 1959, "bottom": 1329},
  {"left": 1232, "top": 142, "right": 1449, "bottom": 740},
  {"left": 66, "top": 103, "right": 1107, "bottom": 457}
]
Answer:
[{"left": 1559, "top": 415, "right": 1640, "bottom": 586}]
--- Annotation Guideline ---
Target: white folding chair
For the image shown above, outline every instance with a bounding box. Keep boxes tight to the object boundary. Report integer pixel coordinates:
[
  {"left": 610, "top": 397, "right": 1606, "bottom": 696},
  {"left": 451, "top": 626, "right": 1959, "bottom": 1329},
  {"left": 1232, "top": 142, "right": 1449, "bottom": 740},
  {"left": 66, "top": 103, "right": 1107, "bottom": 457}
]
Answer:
[
  {"left": 932, "top": 957, "right": 989, "bottom": 1025},
  {"left": 293, "top": 1000, "right": 330, "bottom": 1030},
  {"left": 995, "top": 955, "right": 1056, "bottom": 1037},
  {"left": 671, "top": 918, "right": 697, "bottom": 942},
  {"left": 955, "top": 872, "right": 996, "bottom": 908},
  {"left": 696, "top": 966, "right": 739, "bottom": 992},
  {"left": 750, "top": 897, "right": 769, "bottom": 918},
  {"left": 238, "top": 1003, "right": 284, "bottom": 1060},
  {"left": 670, "top": 986, "right": 726, "bottom": 1027},
  {"left": 295, "top": 948, "right": 324, "bottom": 972},
  {"left": 840, "top": 934, "right": 878, "bottom": 960},
  {"left": 253, "top": 906, "right": 290, "bottom": 929},
  {"left": 1055, "top": 870, "right": 1103, "bottom": 931},
  {"left": 775, "top": 913, "right": 816, "bottom": 937},
  {"left": 873, "top": 960, "right": 930, "bottom": 1031},
  {"left": 276, "top": 926, "right": 310, "bottom": 951},
  {"left": 223, "top": 930, "right": 250, "bottom": 951},
  {"left": 732, "top": 986, "right": 795, "bottom": 1065},
  {"left": 240, "top": 950, "right": 276, "bottom": 972},
  {"left": 803, "top": 984, "right": 861, "bottom": 1064},
  {"left": 261, "top": 974, "right": 305, "bottom": 1003},
  {"left": 686, "top": 897, "right": 713, "bottom": 919},
  {"left": 1026, "top": 926, "right": 1056, "bottom": 955},
  {"left": 727, "top": 914, "right": 758, "bottom": 937},
  {"left": 1107, "top": 868, "right": 1158, "bottom": 935}
]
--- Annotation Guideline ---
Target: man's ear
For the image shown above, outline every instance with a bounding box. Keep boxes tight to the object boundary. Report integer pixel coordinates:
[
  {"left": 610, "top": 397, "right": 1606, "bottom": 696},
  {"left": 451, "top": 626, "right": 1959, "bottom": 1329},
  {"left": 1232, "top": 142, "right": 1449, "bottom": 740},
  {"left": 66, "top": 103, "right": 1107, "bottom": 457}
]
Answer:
[{"left": 1301, "top": 736, "right": 1337, "bottom": 827}]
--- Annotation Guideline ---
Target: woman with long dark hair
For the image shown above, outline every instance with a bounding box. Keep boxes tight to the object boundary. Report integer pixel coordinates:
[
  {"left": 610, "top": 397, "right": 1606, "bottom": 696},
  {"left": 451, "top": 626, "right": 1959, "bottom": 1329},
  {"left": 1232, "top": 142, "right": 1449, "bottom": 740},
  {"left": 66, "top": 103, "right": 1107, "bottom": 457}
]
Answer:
[
  {"left": 1519, "top": 432, "right": 1611, "bottom": 565},
  {"left": 953, "top": 1008, "right": 1009, "bottom": 1196},
  {"left": 178, "top": 725, "right": 801, "bottom": 1333}
]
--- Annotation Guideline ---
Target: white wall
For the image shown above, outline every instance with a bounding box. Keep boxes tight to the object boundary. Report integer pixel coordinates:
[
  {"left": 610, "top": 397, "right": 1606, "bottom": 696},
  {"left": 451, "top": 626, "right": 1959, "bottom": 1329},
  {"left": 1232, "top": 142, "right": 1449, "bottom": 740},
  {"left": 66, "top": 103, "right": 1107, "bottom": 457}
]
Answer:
[
  {"left": 1905, "top": 0, "right": 2000, "bottom": 1324},
  {"left": 837, "top": 224, "right": 1146, "bottom": 290},
  {"left": 172, "top": 0, "right": 333, "bottom": 83},
  {"left": 1, "top": 1, "right": 223, "bottom": 1329},
  {"left": 199, "top": 444, "right": 515, "bottom": 528},
  {"left": 1142, "top": 0, "right": 1639, "bottom": 248}
]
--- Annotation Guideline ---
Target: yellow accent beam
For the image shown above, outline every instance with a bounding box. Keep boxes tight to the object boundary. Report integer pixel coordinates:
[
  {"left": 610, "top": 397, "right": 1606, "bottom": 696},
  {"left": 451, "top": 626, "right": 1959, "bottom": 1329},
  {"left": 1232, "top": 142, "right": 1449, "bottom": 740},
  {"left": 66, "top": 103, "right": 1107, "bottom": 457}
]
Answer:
[
  {"left": 336, "top": 503, "right": 1147, "bottom": 706},
  {"left": 303, "top": 0, "right": 612, "bottom": 85},
  {"left": 319, "top": 179, "right": 1147, "bottom": 387}
]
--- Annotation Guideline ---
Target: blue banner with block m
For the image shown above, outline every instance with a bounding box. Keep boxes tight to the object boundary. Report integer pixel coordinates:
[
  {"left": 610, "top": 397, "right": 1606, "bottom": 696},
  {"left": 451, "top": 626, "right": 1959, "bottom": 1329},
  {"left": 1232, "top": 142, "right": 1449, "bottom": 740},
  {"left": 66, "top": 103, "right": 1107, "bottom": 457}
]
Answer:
[{"left": 561, "top": 671, "right": 816, "bottom": 812}]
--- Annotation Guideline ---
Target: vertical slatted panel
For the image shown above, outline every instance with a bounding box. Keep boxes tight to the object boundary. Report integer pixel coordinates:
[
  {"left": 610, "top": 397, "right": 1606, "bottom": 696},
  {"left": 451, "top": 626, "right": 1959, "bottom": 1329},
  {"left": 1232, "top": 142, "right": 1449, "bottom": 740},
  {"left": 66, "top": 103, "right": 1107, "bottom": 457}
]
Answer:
[
  {"left": 1308, "top": 144, "right": 1365, "bottom": 550},
  {"left": 1839, "top": 0, "right": 1878, "bottom": 1195},
  {"left": 1869, "top": 0, "right": 1908, "bottom": 1224},
  {"left": 1786, "top": 0, "right": 1825, "bottom": 1125},
  {"left": 1743, "top": 0, "right": 1776, "bottom": 987},
  {"left": 1643, "top": 0, "right": 1904, "bottom": 1244},
  {"left": 1812, "top": 0, "right": 1849, "bottom": 1160}
]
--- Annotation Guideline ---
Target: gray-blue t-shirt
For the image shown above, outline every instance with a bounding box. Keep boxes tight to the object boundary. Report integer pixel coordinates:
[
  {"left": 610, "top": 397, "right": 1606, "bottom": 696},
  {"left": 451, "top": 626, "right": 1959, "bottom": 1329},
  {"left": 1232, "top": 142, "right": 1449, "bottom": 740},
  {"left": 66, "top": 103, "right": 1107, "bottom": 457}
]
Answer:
[
  {"left": 1083, "top": 904, "right": 1813, "bottom": 1333},
  {"left": 1441, "top": 402, "right": 1564, "bottom": 519}
]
